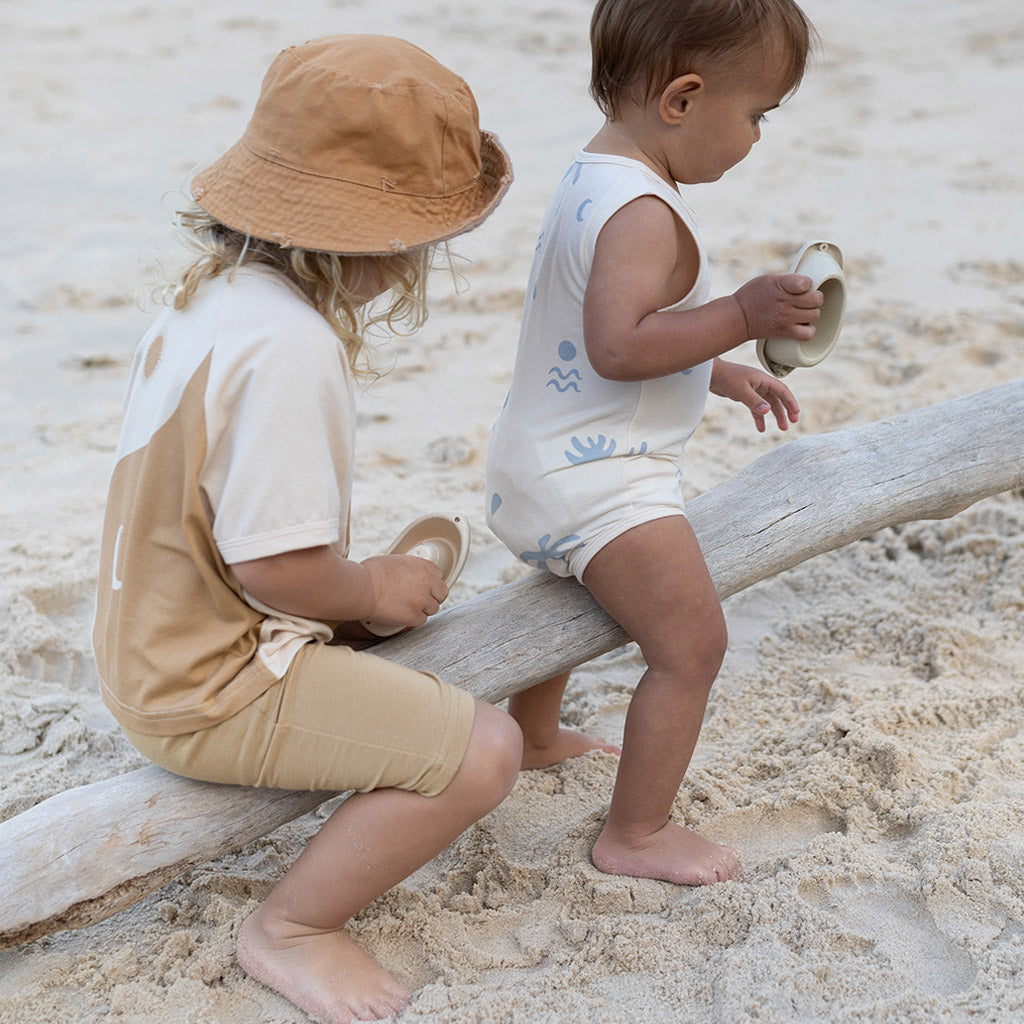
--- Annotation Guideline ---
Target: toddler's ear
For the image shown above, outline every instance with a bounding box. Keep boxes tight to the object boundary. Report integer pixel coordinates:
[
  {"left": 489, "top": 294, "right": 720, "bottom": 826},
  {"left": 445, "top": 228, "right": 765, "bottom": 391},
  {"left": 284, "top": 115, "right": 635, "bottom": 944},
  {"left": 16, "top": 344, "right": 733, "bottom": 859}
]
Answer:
[{"left": 660, "top": 74, "right": 704, "bottom": 125}]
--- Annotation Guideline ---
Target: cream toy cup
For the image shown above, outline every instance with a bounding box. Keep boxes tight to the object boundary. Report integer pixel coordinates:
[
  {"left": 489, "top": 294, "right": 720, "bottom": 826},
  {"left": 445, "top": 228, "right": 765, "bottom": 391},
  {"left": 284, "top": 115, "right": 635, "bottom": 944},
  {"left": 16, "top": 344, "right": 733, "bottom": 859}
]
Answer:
[
  {"left": 757, "top": 240, "right": 846, "bottom": 378},
  {"left": 361, "top": 511, "right": 471, "bottom": 637}
]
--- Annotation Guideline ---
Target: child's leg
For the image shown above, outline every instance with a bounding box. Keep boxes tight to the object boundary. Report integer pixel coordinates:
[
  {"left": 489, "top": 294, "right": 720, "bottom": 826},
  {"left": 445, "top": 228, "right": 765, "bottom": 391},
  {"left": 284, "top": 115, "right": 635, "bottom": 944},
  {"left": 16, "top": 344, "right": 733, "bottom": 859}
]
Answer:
[
  {"left": 509, "top": 670, "right": 621, "bottom": 769},
  {"left": 237, "top": 699, "right": 521, "bottom": 1024},
  {"left": 582, "top": 516, "right": 740, "bottom": 886}
]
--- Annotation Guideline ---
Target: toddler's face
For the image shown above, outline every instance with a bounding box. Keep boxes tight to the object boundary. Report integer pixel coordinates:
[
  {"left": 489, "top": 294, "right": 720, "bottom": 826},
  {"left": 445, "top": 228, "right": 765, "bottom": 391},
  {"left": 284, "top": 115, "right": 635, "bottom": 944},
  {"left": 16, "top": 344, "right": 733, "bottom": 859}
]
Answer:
[{"left": 668, "top": 48, "right": 793, "bottom": 185}]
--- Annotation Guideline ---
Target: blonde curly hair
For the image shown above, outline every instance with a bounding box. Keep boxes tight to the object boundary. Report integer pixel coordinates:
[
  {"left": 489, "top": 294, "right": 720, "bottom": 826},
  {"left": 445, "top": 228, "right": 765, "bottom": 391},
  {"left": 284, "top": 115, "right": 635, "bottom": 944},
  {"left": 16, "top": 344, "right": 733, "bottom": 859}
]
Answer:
[{"left": 167, "top": 201, "right": 447, "bottom": 379}]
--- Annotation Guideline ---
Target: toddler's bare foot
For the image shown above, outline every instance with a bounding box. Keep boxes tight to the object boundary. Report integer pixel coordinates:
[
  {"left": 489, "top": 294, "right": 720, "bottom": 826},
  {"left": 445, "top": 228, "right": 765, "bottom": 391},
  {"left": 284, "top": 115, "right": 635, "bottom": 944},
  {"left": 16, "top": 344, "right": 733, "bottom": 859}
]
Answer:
[
  {"left": 520, "top": 726, "right": 621, "bottom": 770},
  {"left": 591, "top": 819, "right": 740, "bottom": 886},
  {"left": 237, "top": 909, "right": 411, "bottom": 1023}
]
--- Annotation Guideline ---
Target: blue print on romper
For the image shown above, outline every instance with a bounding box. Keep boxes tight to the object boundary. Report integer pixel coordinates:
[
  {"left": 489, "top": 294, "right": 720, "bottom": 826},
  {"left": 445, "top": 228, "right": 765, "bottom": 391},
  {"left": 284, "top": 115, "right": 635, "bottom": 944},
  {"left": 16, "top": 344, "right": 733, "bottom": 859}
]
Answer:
[
  {"left": 565, "top": 436, "right": 649, "bottom": 464},
  {"left": 576, "top": 199, "right": 592, "bottom": 222},
  {"left": 490, "top": 492, "right": 503, "bottom": 515},
  {"left": 530, "top": 230, "right": 546, "bottom": 301},
  {"left": 565, "top": 434, "right": 615, "bottom": 464},
  {"left": 562, "top": 162, "right": 583, "bottom": 185},
  {"left": 546, "top": 339, "right": 582, "bottom": 393},
  {"left": 520, "top": 532, "right": 581, "bottom": 572}
]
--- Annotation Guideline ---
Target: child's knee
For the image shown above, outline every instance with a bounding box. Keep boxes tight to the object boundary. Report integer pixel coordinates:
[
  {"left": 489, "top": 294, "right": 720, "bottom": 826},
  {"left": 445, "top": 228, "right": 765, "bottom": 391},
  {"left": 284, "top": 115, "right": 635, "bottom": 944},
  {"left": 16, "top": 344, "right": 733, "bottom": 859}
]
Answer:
[
  {"left": 692, "top": 608, "right": 728, "bottom": 685},
  {"left": 647, "top": 601, "right": 727, "bottom": 684},
  {"left": 705, "top": 605, "right": 729, "bottom": 668},
  {"left": 464, "top": 701, "right": 522, "bottom": 802}
]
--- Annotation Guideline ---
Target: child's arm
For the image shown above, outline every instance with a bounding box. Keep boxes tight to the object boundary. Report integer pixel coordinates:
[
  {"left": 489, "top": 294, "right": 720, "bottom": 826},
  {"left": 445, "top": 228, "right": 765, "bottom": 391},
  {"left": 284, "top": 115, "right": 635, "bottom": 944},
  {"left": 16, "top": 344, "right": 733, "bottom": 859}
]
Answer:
[
  {"left": 710, "top": 357, "right": 799, "bottom": 433},
  {"left": 582, "top": 195, "right": 822, "bottom": 381},
  {"left": 231, "top": 546, "right": 448, "bottom": 630}
]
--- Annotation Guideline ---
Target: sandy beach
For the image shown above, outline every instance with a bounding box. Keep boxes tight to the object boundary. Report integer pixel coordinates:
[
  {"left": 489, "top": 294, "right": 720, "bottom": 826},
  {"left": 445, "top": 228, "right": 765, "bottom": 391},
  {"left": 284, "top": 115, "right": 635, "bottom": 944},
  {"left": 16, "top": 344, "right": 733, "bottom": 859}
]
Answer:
[{"left": 2, "top": 0, "right": 1023, "bottom": 1021}]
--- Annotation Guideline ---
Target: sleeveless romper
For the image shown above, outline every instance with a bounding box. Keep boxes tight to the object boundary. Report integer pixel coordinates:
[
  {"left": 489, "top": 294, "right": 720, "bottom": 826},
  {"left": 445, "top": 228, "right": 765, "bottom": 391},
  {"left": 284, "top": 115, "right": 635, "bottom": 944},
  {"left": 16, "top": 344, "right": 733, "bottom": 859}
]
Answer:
[{"left": 486, "top": 151, "right": 712, "bottom": 581}]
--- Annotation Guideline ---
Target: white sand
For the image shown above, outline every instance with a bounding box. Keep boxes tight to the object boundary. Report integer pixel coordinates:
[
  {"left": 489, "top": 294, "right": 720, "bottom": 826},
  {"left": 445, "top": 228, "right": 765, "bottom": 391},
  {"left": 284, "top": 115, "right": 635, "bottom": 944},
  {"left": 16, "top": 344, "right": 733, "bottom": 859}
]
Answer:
[{"left": 2, "top": 0, "right": 1023, "bottom": 1021}]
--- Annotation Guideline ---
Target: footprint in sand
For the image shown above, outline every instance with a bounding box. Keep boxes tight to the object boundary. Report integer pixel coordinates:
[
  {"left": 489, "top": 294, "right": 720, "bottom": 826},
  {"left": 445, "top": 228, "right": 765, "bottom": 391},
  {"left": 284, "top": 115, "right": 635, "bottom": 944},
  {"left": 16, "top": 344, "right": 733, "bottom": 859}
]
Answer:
[
  {"left": 800, "top": 879, "right": 977, "bottom": 995},
  {"left": 704, "top": 802, "right": 847, "bottom": 865}
]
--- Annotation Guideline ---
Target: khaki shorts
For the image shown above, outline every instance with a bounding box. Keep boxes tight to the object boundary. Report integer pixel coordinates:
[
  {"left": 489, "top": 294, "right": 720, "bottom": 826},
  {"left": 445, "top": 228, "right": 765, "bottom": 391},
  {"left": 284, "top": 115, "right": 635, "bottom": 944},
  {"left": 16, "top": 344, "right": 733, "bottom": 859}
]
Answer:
[{"left": 121, "top": 641, "right": 476, "bottom": 798}]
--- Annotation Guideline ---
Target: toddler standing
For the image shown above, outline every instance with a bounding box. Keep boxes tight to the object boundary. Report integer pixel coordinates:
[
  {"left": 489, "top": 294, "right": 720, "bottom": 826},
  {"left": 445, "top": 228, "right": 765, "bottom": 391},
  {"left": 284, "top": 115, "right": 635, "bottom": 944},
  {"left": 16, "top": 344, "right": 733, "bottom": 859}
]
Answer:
[
  {"left": 94, "top": 36, "right": 519, "bottom": 1024},
  {"left": 486, "top": 0, "right": 821, "bottom": 886}
]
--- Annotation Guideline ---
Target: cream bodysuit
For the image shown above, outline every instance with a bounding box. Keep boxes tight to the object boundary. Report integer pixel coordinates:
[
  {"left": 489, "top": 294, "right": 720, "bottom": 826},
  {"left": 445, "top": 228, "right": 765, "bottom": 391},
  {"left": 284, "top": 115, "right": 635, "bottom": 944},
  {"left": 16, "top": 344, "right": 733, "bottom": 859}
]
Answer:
[{"left": 486, "top": 151, "right": 712, "bottom": 581}]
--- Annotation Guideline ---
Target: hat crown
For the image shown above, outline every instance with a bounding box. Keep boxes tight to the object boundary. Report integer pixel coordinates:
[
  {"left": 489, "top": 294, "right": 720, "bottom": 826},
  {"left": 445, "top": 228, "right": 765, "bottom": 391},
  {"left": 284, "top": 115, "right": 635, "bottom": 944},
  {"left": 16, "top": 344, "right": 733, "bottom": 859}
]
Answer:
[
  {"left": 244, "top": 36, "right": 483, "bottom": 201},
  {"left": 190, "top": 34, "right": 512, "bottom": 254}
]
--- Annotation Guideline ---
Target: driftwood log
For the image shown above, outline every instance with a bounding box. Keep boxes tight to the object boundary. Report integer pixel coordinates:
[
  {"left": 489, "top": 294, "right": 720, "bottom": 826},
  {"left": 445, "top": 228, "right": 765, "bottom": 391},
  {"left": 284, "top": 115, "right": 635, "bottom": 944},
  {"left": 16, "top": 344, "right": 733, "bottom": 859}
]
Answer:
[{"left": 2, "top": 380, "right": 1022, "bottom": 950}]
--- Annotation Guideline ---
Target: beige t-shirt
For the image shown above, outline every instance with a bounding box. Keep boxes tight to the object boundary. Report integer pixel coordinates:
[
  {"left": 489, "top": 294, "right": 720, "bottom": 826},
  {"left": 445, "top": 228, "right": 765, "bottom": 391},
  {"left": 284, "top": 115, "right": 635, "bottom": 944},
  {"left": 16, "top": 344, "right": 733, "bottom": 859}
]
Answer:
[{"left": 94, "top": 266, "right": 355, "bottom": 735}]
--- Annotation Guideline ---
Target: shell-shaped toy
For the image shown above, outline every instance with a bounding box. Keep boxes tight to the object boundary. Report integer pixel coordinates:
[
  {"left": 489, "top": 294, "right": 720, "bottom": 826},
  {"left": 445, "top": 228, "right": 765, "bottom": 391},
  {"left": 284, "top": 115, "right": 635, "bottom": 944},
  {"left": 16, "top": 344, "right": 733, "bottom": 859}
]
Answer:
[
  {"left": 361, "top": 511, "right": 471, "bottom": 637},
  {"left": 757, "top": 240, "right": 847, "bottom": 378}
]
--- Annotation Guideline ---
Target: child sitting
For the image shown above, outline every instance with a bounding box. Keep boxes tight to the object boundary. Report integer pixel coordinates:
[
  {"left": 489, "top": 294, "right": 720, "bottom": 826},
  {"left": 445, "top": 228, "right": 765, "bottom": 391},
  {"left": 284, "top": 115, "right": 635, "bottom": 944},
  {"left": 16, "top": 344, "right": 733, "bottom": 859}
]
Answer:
[{"left": 94, "top": 35, "right": 519, "bottom": 1023}]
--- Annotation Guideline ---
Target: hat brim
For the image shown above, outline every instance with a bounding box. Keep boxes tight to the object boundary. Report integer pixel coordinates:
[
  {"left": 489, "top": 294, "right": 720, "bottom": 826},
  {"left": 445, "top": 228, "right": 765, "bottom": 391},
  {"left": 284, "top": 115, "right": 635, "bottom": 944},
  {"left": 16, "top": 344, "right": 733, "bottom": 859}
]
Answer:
[{"left": 191, "top": 129, "right": 512, "bottom": 256}]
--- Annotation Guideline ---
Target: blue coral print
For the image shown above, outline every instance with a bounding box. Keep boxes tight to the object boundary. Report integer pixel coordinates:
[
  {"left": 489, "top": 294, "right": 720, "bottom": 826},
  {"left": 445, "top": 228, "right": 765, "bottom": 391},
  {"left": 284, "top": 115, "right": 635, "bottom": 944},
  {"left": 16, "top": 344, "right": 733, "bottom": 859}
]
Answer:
[
  {"left": 565, "top": 434, "right": 615, "bottom": 464},
  {"left": 519, "top": 532, "right": 581, "bottom": 572},
  {"left": 564, "top": 436, "right": 649, "bottom": 464}
]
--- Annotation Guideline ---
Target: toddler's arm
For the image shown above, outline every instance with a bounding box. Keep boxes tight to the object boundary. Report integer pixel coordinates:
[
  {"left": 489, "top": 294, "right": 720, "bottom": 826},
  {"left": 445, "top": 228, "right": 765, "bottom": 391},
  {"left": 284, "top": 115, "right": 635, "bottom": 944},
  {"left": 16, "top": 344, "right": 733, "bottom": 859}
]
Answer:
[
  {"left": 710, "top": 358, "right": 799, "bottom": 433},
  {"left": 231, "top": 546, "right": 448, "bottom": 630},
  {"left": 583, "top": 196, "right": 822, "bottom": 380}
]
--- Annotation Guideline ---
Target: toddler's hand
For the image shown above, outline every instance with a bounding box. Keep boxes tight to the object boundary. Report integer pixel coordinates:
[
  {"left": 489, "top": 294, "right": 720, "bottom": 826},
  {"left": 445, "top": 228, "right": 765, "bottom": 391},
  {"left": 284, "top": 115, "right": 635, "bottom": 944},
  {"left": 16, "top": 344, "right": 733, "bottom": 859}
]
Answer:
[
  {"left": 733, "top": 274, "right": 822, "bottom": 342},
  {"left": 710, "top": 359, "right": 799, "bottom": 433},
  {"left": 360, "top": 554, "right": 449, "bottom": 630}
]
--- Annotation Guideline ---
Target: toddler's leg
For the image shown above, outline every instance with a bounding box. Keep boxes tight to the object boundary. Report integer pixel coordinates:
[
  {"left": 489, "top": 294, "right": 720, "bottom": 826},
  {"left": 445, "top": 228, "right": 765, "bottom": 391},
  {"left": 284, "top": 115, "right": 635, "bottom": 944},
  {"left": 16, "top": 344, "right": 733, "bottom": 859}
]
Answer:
[
  {"left": 237, "top": 699, "right": 521, "bottom": 1023},
  {"left": 509, "top": 670, "right": 621, "bottom": 769},
  {"left": 583, "top": 516, "right": 740, "bottom": 886}
]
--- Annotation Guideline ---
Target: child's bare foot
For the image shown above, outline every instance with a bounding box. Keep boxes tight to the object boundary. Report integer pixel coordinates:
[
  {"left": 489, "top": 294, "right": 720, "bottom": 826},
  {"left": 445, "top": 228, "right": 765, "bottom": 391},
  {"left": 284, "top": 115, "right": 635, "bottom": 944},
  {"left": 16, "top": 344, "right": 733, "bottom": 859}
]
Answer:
[
  {"left": 520, "top": 726, "right": 621, "bottom": 770},
  {"left": 237, "top": 909, "right": 411, "bottom": 1023},
  {"left": 591, "top": 819, "right": 740, "bottom": 886}
]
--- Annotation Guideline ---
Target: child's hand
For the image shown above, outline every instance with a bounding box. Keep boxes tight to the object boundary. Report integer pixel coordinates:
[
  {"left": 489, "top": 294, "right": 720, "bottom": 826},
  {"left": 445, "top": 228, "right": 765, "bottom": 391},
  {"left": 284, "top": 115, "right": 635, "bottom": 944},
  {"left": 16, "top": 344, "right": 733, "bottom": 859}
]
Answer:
[
  {"left": 360, "top": 554, "right": 449, "bottom": 630},
  {"left": 732, "top": 274, "right": 822, "bottom": 342},
  {"left": 710, "top": 358, "right": 800, "bottom": 433}
]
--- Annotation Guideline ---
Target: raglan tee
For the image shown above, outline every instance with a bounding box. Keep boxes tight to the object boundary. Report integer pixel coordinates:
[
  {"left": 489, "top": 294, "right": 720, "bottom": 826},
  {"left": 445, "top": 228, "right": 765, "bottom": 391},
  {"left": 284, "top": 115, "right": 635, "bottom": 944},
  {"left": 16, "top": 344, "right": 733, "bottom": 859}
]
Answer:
[{"left": 93, "top": 266, "right": 355, "bottom": 735}]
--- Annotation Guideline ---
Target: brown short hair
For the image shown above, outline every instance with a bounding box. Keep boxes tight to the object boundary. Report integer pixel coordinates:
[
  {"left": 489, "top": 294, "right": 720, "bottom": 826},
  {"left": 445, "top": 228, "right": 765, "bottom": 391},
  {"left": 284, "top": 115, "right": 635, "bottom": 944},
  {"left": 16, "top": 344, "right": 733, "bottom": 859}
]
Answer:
[{"left": 590, "top": 0, "right": 816, "bottom": 119}]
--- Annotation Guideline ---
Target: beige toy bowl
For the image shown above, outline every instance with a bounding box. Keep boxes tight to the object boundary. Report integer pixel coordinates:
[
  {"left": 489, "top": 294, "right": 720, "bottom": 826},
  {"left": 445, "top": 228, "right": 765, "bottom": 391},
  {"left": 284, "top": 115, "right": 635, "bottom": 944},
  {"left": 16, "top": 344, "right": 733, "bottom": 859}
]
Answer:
[
  {"left": 361, "top": 511, "right": 471, "bottom": 637},
  {"left": 756, "top": 240, "right": 846, "bottom": 378}
]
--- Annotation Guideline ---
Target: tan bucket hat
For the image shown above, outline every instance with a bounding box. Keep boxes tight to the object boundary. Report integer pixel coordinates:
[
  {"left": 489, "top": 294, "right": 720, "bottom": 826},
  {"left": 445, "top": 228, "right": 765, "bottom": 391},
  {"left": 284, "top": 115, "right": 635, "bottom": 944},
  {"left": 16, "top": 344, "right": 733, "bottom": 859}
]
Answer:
[{"left": 190, "top": 35, "right": 513, "bottom": 255}]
